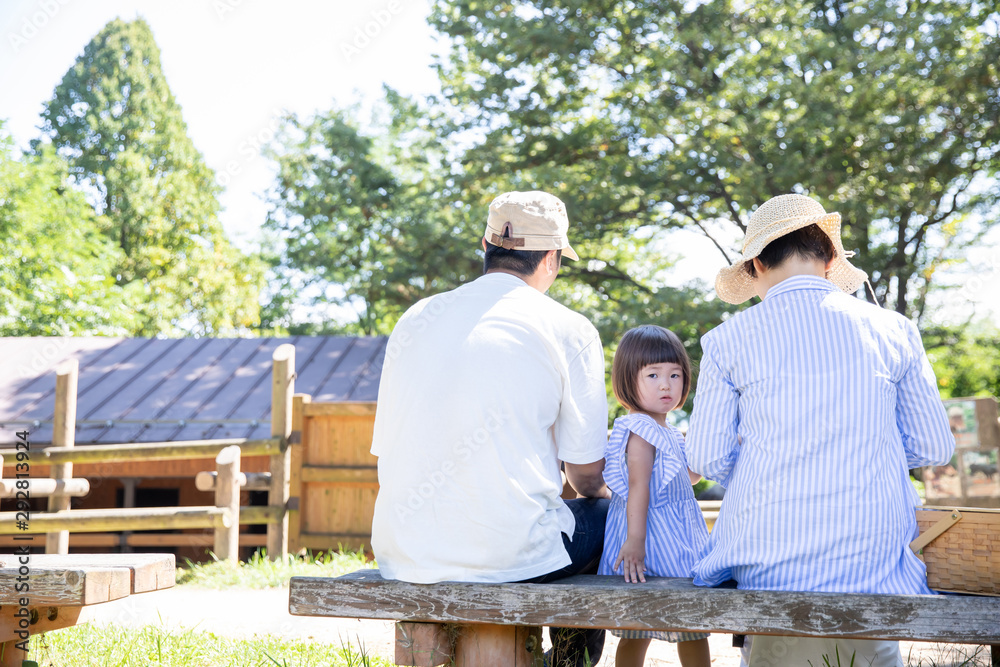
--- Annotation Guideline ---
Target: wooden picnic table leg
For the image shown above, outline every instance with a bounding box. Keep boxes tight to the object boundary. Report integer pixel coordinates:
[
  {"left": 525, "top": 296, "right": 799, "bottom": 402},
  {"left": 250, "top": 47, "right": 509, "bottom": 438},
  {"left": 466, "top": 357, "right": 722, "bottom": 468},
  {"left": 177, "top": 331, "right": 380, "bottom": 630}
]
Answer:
[
  {"left": 0, "top": 640, "right": 24, "bottom": 667},
  {"left": 453, "top": 623, "right": 542, "bottom": 667}
]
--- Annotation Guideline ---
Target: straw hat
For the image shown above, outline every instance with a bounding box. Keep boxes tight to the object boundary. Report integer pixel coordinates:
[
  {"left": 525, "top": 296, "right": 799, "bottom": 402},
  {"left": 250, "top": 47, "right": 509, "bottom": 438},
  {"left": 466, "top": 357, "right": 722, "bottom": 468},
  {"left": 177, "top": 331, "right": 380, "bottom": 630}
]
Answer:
[{"left": 715, "top": 194, "right": 868, "bottom": 304}]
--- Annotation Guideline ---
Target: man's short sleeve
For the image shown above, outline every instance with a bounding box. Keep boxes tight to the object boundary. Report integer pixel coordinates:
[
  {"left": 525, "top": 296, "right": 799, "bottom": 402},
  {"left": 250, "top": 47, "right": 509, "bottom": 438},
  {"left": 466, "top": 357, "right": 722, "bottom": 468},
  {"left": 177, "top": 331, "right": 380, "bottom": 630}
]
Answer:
[{"left": 553, "top": 330, "right": 608, "bottom": 464}]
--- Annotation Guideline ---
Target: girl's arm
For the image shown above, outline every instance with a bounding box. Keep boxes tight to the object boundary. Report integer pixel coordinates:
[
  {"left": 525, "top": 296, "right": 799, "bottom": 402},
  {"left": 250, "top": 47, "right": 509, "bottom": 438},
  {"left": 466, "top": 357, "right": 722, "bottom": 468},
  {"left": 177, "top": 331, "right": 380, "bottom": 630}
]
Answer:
[{"left": 615, "top": 430, "right": 655, "bottom": 583}]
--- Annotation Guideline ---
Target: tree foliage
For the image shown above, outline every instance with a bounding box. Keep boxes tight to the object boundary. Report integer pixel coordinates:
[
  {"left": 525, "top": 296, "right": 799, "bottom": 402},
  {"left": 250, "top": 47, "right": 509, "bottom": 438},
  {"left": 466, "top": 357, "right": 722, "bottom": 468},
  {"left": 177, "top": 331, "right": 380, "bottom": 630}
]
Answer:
[
  {"left": 265, "top": 89, "right": 728, "bottom": 351},
  {"left": 37, "top": 18, "right": 263, "bottom": 335},
  {"left": 430, "top": 0, "right": 1000, "bottom": 317},
  {"left": 266, "top": 0, "right": 1000, "bottom": 402},
  {"left": 0, "top": 137, "right": 136, "bottom": 335},
  {"left": 924, "top": 322, "right": 1000, "bottom": 398},
  {"left": 265, "top": 92, "right": 481, "bottom": 335}
]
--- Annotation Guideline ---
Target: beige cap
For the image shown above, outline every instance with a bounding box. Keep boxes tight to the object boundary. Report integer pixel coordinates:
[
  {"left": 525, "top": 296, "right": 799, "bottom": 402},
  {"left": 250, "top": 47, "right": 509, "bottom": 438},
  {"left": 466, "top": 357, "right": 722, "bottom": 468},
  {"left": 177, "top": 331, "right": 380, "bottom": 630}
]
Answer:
[
  {"left": 485, "top": 191, "right": 579, "bottom": 261},
  {"left": 715, "top": 194, "right": 868, "bottom": 304}
]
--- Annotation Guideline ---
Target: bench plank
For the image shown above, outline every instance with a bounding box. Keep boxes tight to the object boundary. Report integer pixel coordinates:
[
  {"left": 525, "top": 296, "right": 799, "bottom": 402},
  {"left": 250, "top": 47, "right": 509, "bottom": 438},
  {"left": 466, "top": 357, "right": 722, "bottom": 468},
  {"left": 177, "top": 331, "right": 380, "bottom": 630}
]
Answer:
[
  {"left": 0, "top": 554, "right": 175, "bottom": 605},
  {"left": 289, "top": 570, "right": 1000, "bottom": 644}
]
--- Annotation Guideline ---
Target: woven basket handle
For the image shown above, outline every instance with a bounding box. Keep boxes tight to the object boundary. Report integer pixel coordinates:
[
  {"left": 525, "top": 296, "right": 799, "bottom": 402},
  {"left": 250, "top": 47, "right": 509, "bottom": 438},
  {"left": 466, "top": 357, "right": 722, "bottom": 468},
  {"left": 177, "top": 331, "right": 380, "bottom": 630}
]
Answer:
[{"left": 910, "top": 509, "right": 963, "bottom": 553}]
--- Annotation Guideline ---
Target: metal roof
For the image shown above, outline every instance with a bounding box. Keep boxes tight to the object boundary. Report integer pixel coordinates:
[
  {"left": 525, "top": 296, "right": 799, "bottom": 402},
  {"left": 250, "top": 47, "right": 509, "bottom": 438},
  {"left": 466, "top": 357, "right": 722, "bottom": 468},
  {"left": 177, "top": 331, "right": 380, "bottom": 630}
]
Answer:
[{"left": 0, "top": 336, "right": 386, "bottom": 446}]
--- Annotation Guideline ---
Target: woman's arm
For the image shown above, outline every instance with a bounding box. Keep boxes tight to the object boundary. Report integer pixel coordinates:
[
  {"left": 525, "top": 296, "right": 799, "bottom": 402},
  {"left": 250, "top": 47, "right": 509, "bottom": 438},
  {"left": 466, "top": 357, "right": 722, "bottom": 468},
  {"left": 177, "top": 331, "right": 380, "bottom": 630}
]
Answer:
[
  {"left": 615, "top": 430, "right": 655, "bottom": 583},
  {"left": 895, "top": 319, "right": 955, "bottom": 467},
  {"left": 686, "top": 334, "right": 741, "bottom": 487}
]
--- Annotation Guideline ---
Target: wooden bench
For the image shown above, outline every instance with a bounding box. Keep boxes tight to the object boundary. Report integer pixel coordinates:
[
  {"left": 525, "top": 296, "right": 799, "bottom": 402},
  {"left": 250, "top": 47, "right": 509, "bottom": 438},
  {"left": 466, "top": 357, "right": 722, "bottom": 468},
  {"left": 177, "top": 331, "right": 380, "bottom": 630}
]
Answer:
[
  {"left": 0, "top": 553, "right": 175, "bottom": 667},
  {"left": 289, "top": 569, "right": 1000, "bottom": 666}
]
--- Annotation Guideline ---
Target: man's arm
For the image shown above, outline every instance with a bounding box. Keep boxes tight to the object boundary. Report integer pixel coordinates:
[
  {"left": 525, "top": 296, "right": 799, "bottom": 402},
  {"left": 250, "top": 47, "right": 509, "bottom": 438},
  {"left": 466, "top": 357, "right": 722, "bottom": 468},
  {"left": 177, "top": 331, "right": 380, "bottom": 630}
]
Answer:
[
  {"left": 554, "top": 329, "right": 610, "bottom": 475},
  {"left": 564, "top": 460, "right": 611, "bottom": 499}
]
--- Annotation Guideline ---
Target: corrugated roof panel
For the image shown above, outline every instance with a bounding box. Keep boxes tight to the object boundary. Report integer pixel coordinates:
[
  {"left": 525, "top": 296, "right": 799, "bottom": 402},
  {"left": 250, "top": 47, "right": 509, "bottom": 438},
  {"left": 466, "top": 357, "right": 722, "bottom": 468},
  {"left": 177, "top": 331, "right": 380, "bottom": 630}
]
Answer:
[
  {"left": 98, "top": 338, "right": 238, "bottom": 444},
  {"left": 0, "top": 336, "right": 388, "bottom": 446},
  {"left": 349, "top": 338, "right": 386, "bottom": 402},
  {"left": 314, "top": 337, "right": 385, "bottom": 402},
  {"left": 229, "top": 336, "right": 329, "bottom": 428},
  {"left": 75, "top": 339, "right": 179, "bottom": 421},
  {"left": 162, "top": 338, "right": 280, "bottom": 443},
  {"left": 0, "top": 339, "right": 120, "bottom": 421},
  {"left": 69, "top": 339, "right": 155, "bottom": 419},
  {"left": 184, "top": 337, "right": 310, "bottom": 442}
]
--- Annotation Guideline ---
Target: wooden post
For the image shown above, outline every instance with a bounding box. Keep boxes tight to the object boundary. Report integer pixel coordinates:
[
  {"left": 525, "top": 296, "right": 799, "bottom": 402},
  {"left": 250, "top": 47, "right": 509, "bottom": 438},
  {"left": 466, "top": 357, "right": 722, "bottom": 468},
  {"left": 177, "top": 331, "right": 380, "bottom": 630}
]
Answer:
[
  {"left": 395, "top": 622, "right": 453, "bottom": 666},
  {"left": 46, "top": 359, "right": 78, "bottom": 554},
  {"left": 267, "top": 343, "right": 295, "bottom": 561},
  {"left": 452, "top": 624, "right": 542, "bottom": 667},
  {"left": 121, "top": 477, "right": 136, "bottom": 553},
  {"left": 214, "top": 445, "right": 241, "bottom": 562},
  {"left": 287, "top": 393, "right": 310, "bottom": 554}
]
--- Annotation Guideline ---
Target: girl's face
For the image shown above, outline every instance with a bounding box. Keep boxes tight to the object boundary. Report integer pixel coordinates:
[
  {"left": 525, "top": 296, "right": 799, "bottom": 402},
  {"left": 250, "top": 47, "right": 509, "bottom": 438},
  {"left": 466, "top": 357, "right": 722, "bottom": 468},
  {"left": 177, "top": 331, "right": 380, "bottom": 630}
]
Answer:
[{"left": 635, "top": 362, "right": 685, "bottom": 416}]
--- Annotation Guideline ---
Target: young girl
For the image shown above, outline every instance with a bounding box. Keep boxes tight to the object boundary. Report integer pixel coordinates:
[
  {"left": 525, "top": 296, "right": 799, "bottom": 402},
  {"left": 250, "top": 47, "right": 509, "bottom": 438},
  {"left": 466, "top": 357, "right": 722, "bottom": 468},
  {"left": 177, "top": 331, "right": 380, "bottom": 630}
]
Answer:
[{"left": 598, "top": 325, "right": 711, "bottom": 667}]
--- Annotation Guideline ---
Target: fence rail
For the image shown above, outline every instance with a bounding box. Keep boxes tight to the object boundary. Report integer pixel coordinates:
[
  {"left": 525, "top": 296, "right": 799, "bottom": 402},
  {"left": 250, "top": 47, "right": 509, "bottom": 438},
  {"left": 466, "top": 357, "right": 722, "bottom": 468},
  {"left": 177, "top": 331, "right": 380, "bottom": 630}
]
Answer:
[
  {"left": 0, "top": 344, "right": 298, "bottom": 562},
  {"left": 38, "top": 437, "right": 283, "bottom": 464}
]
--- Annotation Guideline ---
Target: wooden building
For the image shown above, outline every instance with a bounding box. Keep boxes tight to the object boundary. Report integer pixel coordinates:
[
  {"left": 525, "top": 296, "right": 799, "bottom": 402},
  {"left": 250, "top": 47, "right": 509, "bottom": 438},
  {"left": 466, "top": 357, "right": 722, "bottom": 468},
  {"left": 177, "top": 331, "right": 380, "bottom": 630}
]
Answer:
[{"left": 0, "top": 336, "right": 385, "bottom": 560}]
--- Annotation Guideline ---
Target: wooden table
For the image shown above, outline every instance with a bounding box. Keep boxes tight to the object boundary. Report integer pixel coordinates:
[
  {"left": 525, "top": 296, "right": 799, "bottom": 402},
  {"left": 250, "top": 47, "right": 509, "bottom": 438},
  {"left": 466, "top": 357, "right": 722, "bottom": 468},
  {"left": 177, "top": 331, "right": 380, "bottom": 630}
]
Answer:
[{"left": 0, "top": 553, "right": 175, "bottom": 666}]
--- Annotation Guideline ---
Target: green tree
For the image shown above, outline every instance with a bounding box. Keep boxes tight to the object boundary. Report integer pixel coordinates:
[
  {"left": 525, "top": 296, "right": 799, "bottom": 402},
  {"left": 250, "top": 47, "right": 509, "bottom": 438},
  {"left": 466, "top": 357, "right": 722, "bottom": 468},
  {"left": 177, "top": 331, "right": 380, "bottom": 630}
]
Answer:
[
  {"left": 430, "top": 0, "right": 1000, "bottom": 317},
  {"left": 265, "top": 88, "right": 728, "bottom": 362},
  {"left": 924, "top": 322, "right": 1000, "bottom": 399},
  {"left": 37, "top": 17, "right": 263, "bottom": 335},
  {"left": 265, "top": 92, "right": 479, "bottom": 335},
  {"left": 264, "top": 87, "right": 731, "bottom": 409},
  {"left": 0, "top": 135, "right": 137, "bottom": 335}
]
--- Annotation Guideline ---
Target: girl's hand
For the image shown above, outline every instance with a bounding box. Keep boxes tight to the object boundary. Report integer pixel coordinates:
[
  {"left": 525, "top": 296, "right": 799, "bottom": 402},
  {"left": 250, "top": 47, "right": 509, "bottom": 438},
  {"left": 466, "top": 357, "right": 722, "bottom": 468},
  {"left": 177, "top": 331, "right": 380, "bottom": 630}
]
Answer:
[{"left": 614, "top": 539, "right": 647, "bottom": 583}]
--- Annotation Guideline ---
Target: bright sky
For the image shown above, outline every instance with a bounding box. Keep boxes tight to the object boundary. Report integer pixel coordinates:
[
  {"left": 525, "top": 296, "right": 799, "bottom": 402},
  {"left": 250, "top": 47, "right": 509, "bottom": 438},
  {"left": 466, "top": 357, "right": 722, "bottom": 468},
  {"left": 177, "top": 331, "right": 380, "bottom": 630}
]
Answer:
[{"left": 1, "top": 0, "right": 997, "bottom": 325}]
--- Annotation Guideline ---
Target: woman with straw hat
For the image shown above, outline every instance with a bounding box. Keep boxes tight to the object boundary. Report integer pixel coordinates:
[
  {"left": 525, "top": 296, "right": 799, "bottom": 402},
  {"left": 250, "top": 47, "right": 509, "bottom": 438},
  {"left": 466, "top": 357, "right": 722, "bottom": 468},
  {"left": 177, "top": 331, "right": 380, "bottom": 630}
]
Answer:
[{"left": 685, "top": 194, "right": 955, "bottom": 667}]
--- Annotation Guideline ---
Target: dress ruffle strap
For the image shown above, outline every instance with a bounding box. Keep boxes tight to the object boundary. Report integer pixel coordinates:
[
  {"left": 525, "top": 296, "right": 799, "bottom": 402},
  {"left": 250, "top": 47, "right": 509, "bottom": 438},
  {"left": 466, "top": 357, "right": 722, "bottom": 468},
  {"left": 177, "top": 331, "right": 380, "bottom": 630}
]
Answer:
[{"left": 603, "top": 413, "right": 686, "bottom": 502}]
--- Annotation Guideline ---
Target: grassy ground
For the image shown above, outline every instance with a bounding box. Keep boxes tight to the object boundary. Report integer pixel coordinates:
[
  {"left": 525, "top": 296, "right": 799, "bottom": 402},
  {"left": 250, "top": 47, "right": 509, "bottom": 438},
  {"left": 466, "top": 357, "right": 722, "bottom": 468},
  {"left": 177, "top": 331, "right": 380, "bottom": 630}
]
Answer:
[
  {"left": 175, "top": 549, "right": 375, "bottom": 589},
  {"left": 27, "top": 623, "right": 394, "bottom": 667}
]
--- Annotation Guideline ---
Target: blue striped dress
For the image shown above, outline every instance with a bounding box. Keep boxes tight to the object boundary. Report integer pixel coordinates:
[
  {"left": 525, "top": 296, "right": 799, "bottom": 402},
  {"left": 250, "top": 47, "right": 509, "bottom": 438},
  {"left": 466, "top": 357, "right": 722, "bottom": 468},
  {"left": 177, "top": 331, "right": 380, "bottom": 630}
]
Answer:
[
  {"left": 598, "top": 413, "right": 710, "bottom": 641},
  {"left": 686, "top": 275, "right": 955, "bottom": 595}
]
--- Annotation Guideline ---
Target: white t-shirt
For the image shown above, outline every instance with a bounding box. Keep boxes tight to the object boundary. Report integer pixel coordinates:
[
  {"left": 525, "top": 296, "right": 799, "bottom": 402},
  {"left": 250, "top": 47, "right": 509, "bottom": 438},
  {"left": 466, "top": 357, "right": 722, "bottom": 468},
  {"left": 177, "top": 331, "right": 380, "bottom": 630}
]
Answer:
[{"left": 370, "top": 272, "right": 608, "bottom": 583}]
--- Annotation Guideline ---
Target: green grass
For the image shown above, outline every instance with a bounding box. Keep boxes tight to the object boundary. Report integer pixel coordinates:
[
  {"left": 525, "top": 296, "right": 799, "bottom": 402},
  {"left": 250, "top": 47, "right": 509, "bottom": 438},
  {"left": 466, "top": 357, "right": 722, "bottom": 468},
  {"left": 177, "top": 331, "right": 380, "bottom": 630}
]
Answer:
[
  {"left": 905, "top": 643, "right": 993, "bottom": 667},
  {"left": 27, "top": 623, "right": 394, "bottom": 667},
  {"left": 176, "top": 549, "right": 375, "bottom": 589}
]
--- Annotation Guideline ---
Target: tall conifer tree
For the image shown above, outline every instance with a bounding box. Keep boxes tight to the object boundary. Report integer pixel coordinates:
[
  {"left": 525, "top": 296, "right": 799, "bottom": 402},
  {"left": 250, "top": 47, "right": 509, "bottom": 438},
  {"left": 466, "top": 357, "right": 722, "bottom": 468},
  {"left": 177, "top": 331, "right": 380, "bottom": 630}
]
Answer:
[{"left": 39, "top": 18, "right": 262, "bottom": 335}]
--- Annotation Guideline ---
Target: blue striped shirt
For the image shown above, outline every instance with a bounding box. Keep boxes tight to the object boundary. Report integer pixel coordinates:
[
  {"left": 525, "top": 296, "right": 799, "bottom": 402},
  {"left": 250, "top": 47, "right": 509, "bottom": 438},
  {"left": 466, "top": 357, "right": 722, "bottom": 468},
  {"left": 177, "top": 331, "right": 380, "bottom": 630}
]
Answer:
[
  {"left": 687, "top": 275, "right": 954, "bottom": 594},
  {"left": 599, "top": 414, "right": 709, "bottom": 578}
]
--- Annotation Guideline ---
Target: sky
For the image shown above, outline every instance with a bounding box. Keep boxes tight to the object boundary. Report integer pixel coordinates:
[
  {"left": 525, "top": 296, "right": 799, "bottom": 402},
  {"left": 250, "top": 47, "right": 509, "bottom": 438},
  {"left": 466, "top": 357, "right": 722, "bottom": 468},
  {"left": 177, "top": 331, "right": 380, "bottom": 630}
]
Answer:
[{"left": 1, "top": 0, "right": 998, "bottom": 325}]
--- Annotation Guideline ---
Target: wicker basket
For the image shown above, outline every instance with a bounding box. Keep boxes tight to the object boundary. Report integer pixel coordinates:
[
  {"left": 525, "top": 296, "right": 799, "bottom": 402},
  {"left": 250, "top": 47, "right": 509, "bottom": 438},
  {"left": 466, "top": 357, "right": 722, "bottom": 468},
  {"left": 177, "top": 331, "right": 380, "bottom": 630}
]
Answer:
[{"left": 913, "top": 507, "right": 1000, "bottom": 596}]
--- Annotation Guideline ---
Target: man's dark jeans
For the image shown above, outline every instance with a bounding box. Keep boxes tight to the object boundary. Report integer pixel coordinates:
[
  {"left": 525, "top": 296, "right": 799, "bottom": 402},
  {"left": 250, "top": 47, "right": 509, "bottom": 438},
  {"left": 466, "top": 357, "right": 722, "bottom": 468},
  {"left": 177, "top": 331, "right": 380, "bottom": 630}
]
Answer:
[{"left": 518, "top": 497, "right": 610, "bottom": 667}]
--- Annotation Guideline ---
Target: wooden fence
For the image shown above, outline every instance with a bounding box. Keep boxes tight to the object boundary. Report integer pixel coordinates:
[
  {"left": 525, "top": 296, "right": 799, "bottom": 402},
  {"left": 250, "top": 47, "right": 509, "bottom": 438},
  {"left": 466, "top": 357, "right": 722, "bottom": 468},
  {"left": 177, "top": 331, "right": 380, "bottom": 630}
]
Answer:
[{"left": 0, "top": 344, "right": 297, "bottom": 562}]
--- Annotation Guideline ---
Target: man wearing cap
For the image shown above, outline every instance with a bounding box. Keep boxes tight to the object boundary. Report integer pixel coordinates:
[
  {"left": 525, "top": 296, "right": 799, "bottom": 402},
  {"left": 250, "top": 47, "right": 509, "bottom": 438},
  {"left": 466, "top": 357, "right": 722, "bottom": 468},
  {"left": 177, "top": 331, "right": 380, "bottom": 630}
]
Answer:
[
  {"left": 371, "top": 191, "right": 610, "bottom": 665},
  {"left": 686, "top": 194, "right": 955, "bottom": 666}
]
